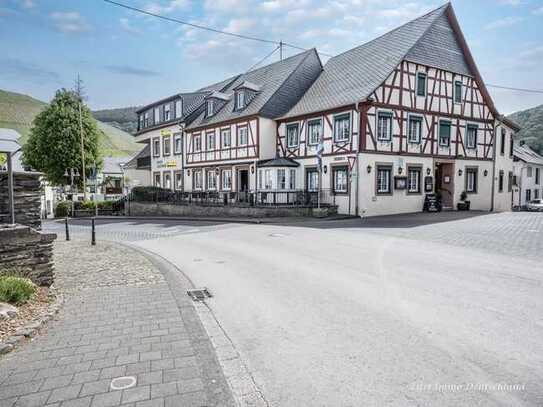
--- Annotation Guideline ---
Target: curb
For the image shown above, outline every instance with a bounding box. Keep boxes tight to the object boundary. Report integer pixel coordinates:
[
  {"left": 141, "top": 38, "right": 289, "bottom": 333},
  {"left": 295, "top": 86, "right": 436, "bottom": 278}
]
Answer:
[{"left": 0, "top": 291, "right": 64, "bottom": 356}]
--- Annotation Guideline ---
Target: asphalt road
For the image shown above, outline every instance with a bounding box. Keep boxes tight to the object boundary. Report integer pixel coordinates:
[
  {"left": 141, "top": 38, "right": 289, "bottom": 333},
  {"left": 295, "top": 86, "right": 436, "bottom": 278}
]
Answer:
[{"left": 128, "top": 213, "right": 543, "bottom": 407}]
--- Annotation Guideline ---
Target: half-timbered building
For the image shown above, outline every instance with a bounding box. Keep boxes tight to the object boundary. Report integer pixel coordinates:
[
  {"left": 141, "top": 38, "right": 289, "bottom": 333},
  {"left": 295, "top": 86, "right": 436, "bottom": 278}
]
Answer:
[
  {"left": 182, "top": 49, "right": 322, "bottom": 197},
  {"left": 133, "top": 76, "right": 239, "bottom": 191},
  {"left": 277, "top": 3, "right": 518, "bottom": 216}
]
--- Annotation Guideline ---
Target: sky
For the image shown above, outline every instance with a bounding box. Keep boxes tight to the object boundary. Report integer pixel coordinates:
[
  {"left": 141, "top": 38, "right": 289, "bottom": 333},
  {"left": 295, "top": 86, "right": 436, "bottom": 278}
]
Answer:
[{"left": 0, "top": 0, "right": 542, "bottom": 114}]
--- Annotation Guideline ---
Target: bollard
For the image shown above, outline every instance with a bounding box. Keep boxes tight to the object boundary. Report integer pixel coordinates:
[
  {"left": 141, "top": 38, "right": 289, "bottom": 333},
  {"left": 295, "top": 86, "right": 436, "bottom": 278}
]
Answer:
[
  {"left": 91, "top": 218, "right": 96, "bottom": 246},
  {"left": 65, "top": 217, "right": 70, "bottom": 241}
]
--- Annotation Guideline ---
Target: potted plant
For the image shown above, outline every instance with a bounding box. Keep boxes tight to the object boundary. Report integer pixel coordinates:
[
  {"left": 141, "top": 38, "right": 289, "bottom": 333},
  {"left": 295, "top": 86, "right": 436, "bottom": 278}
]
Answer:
[{"left": 457, "top": 191, "right": 470, "bottom": 211}]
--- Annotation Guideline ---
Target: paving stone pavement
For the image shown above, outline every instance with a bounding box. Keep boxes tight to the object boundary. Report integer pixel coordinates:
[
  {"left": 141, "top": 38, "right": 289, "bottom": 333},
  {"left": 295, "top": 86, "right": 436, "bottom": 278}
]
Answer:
[{"left": 0, "top": 239, "right": 235, "bottom": 407}]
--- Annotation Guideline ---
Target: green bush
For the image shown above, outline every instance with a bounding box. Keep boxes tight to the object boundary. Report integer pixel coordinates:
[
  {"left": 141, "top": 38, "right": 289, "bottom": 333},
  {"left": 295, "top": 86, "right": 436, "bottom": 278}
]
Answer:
[
  {"left": 98, "top": 200, "right": 114, "bottom": 210},
  {"left": 79, "top": 200, "right": 96, "bottom": 211},
  {"left": 0, "top": 276, "right": 36, "bottom": 305},
  {"left": 55, "top": 201, "right": 72, "bottom": 218}
]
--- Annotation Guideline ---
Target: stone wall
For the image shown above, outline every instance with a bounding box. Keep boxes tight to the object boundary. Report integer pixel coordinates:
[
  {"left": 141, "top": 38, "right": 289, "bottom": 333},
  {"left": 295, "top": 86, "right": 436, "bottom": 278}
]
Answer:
[
  {"left": 0, "top": 225, "right": 56, "bottom": 286},
  {"left": 0, "top": 172, "right": 43, "bottom": 229},
  {"left": 127, "top": 201, "right": 325, "bottom": 218}
]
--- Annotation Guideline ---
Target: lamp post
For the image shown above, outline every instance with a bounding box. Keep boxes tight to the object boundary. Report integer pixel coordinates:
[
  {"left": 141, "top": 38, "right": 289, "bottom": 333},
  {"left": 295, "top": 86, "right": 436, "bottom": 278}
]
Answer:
[{"left": 64, "top": 167, "right": 80, "bottom": 216}]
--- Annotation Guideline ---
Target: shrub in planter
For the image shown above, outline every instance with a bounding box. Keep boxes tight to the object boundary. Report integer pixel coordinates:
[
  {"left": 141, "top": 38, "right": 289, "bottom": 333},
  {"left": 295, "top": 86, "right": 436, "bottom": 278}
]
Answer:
[
  {"left": 457, "top": 190, "right": 471, "bottom": 211},
  {"left": 55, "top": 201, "right": 72, "bottom": 218},
  {"left": 79, "top": 201, "right": 96, "bottom": 211},
  {"left": 0, "top": 276, "right": 36, "bottom": 305},
  {"left": 98, "top": 200, "right": 114, "bottom": 210}
]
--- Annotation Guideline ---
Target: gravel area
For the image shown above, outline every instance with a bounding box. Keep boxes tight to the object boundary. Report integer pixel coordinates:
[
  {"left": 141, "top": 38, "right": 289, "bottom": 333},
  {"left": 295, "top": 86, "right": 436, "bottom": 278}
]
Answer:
[{"left": 0, "top": 288, "right": 54, "bottom": 342}]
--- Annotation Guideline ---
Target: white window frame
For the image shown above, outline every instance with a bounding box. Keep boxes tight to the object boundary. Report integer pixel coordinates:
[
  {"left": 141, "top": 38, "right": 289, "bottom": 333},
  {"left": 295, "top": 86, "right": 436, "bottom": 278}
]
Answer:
[
  {"left": 466, "top": 168, "right": 478, "bottom": 193},
  {"left": 193, "top": 170, "right": 202, "bottom": 190},
  {"left": 164, "top": 104, "right": 171, "bottom": 121},
  {"left": 235, "top": 91, "right": 245, "bottom": 110},
  {"left": 416, "top": 72, "right": 427, "bottom": 97},
  {"left": 377, "top": 111, "right": 393, "bottom": 142},
  {"left": 163, "top": 135, "right": 171, "bottom": 156},
  {"left": 175, "top": 100, "right": 182, "bottom": 118},
  {"left": 206, "top": 100, "right": 214, "bottom": 117},
  {"left": 152, "top": 138, "right": 160, "bottom": 157},
  {"left": 174, "top": 133, "right": 182, "bottom": 155},
  {"left": 174, "top": 171, "right": 183, "bottom": 190},
  {"left": 333, "top": 167, "right": 348, "bottom": 194},
  {"left": 206, "top": 132, "right": 215, "bottom": 150},
  {"left": 163, "top": 171, "right": 172, "bottom": 189},
  {"left": 376, "top": 166, "right": 392, "bottom": 194},
  {"left": 454, "top": 80, "right": 463, "bottom": 104},
  {"left": 264, "top": 169, "right": 273, "bottom": 190},
  {"left": 238, "top": 126, "right": 248, "bottom": 146},
  {"left": 439, "top": 120, "right": 451, "bottom": 147},
  {"left": 333, "top": 113, "right": 350, "bottom": 143},
  {"left": 408, "top": 115, "right": 422, "bottom": 144},
  {"left": 206, "top": 170, "right": 217, "bottom": 190},
  {"left": 289, "top": 169, "right": 296, "bottom": 190},
  {"left": 154, "top": 107, "right": 160, "bottom": 125},
  {"left": 286, "top": 123, "right": 299, "bottom": 148},
  {"left": 307, "top": 118, "right": 322, "bottom": 146},
  {"left": 153, "top": 172, "right": 161, "bottom": 187},
  {"left": 407, "top": 166, "right": 421, "bottom": 194},
  {"left": 194, "top": 134, "right": 201, "bottom": 152},
  {"left": 306, "top": 169, "right": 319, "bottom": 192},
  {"left": 221, "top": 128, "right": 231, "bottom": 148},
  {"left": 277, "top": 169, "right": 286, "bottom": 190},
  {"left": 466, "top": 124, "right": 478, "bottom": 149},
  {"left": 221, "top": 169, "right": 232, "bottom": 190}
]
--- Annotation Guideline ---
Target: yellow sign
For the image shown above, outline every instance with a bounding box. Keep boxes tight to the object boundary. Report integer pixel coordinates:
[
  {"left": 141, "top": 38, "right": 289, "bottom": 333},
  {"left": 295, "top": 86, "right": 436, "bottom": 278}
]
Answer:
[
  {"left": 166, "top": 160, "right": 177, "bottom": 167},
  {"left": 161, "top": 129, "right": 172, "bottom": 136}
]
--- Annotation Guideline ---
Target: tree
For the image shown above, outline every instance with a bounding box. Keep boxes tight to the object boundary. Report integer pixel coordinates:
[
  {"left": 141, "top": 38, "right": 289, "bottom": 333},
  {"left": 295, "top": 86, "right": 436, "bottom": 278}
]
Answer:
[{"left": 23, "top": 89, "right": 102, "bottom": 186}]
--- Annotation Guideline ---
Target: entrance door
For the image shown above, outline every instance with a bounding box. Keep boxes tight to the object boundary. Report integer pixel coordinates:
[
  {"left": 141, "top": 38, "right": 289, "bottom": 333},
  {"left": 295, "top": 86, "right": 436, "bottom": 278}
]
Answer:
[
  {"left": 435, "top": 162, "right": 454, "bottom": 208},
  {"left": 237, "top": 168, "right": 250, "bottom": 203}
]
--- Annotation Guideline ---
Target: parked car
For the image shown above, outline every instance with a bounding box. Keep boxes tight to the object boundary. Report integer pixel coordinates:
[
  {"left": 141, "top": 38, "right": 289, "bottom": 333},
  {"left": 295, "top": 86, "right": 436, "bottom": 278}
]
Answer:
[{"left": 526, "top": 199, "right": 543, "bottom": 212}]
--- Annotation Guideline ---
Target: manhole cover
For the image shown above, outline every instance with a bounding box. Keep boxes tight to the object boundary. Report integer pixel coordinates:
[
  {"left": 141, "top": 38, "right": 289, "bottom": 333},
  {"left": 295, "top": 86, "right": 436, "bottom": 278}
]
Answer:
[
  {"left": 110, "top": 376, "right": 136, "bottom": 390},
  {"left": 187, "top": 288, "right": 212, "bottom": 301}
]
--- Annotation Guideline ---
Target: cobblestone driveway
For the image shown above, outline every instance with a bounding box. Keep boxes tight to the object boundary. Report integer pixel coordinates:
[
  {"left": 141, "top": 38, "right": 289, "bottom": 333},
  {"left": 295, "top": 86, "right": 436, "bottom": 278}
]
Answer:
[{"left": 0, "top": 240, "right": 234, "bottom": 407}]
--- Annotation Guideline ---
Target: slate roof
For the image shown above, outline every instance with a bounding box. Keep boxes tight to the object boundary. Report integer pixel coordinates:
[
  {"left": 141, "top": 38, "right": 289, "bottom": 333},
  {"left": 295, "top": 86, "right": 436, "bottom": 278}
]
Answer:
[
  {"left": 124, "top": 144, "right": 150, "bottom": 169},
  {"left": 257, "top": 157, "right": 299, "bottom": 168},
  {"left": 283, "top": 3, "right": 475, "bottom": 118},
  {"left": 514, "top": 144, "right": 543, "bottom": 166},
  {"left": 186, "top": 48, "right": 323, "bottom": 130},
  {"left": 102, "top": 156, "right": 129, "bottom": 175}
]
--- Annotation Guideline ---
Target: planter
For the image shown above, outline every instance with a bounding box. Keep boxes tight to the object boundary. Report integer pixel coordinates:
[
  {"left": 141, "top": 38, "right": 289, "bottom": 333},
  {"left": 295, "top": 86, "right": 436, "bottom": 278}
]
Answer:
[
  {"left": 312, "top": 207, "right": 330, "bottom": 218},
  {"left": 457, "top": 201, "right": 471, "bottom": 211}
]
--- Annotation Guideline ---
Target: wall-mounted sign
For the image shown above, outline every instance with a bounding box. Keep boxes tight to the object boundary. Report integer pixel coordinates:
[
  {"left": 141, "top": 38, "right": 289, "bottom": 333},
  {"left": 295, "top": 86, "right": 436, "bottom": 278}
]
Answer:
[
  {"left": 424, "top": 176, "right": 433, "bottom": 192},
  {"left": 444, "top": 175, "right": 451, "bottom": 184},
  {"left": 157, "top": 160, "right": 177, "bottom": 168},
  {"left": 394, "top": 176, "right": 407, "bottom": 190},
  {"left": 160, "top": 129, "right": 172, "bottom": 136}
]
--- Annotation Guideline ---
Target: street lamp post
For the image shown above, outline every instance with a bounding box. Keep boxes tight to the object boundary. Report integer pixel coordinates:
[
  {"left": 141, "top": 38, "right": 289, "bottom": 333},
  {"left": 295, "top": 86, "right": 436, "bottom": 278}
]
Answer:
[{"left": 64, "top": 167, "right": 80, "bottom": 217}]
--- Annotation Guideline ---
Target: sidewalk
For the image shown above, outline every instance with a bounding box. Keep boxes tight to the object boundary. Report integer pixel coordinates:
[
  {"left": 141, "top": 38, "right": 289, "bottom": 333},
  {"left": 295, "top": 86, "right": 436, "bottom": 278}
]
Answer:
[{"left": 0, "top": 239, "right": 234, "bottom": 407}]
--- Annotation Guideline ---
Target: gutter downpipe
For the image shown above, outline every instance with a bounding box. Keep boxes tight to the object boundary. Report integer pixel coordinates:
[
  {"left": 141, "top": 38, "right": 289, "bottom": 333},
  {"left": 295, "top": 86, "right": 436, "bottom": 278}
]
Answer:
[
  {"left": 353, "top": 100, "right": 364, "bottom": 217},
  {"left": 490, "top": 122, "right": 497, "bottom": 212}
]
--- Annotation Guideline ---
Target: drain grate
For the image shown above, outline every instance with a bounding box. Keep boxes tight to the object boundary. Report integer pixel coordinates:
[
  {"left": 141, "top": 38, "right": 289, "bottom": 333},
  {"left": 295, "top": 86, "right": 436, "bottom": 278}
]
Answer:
[{"left": 187, "top": 287, "right": 212, "bottom": 301}]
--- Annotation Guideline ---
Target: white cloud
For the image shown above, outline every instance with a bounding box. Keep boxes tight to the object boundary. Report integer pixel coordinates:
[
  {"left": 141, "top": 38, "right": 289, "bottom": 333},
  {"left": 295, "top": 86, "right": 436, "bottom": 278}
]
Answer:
[
  {"left": 498, "top": 0, "right": 521, "bottom": 5},
  {"left": 19, "top": 0, "right": 36, "bottom": 9},
  {"left": 533, "top": 6, "right": 543, "bottom": 16},
  {"left": 484, "top": 16, "right": 523, "bottom": 30},
  {"left": 223, "top": 18, "right": 255, "bottom": 34},
  {"left": 50, "top": 11, "right": 92, "bottom": 34},
  {"left": 143, "top": 0, "right": 190, "bottom": 14},
  {"left": 120, "top": 17, "right": 141, "bottom": 35}
]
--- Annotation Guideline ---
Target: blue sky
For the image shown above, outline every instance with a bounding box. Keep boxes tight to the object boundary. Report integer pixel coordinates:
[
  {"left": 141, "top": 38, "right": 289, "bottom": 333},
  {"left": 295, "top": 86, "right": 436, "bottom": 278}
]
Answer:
[{"left": 0, "top": 0, "right": 542, "bottom": 114}]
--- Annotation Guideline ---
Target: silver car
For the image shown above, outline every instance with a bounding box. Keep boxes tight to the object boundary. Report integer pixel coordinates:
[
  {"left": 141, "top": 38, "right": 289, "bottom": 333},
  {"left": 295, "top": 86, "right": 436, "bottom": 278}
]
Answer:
[{"left": 527, "top": 199, "right": 543, "bottom": 212}]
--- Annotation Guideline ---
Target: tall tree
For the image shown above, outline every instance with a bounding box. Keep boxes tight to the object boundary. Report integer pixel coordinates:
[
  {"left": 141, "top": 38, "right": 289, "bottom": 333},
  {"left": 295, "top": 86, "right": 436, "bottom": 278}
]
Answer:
[{"left": 23, "top": 89, "right": 102, "bottom": 186}]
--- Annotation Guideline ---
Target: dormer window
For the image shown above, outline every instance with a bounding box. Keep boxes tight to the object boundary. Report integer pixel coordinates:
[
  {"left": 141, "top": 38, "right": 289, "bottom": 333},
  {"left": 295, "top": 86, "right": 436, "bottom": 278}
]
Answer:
[
  {"left": 206, "top": 100, "right": 214, "bottom": 117},
  {"left": 164, "top": 103, "right": 171, "bottom": 121},
  {"left": 235, "top": 91, "right": 246, "bottom": 110}
]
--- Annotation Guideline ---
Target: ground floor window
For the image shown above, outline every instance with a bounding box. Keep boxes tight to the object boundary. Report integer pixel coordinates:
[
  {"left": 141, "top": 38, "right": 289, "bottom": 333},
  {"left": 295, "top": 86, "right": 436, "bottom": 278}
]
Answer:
[
  {"left": 498, "top": 170, "right": 504, "bottom": 192},
  {"left": 376, "top": 165, "right": 392, "bottom": 194},
  {"left": 174, "top": 171, "right": 183, "bottom": 190},
  {"left": 163, "top": 171, "right": 172, "bottom": 189},
  {"left": 508, "top": 171, "right": 513, "bottom": 192},
  {"left": 526, "top": 189, "right": 531, "bottom": 202},
  {"left": 153, "top": 172, "right": 161, "bottom": 187},
  {"left": 207, "top": 170, "right": 217, "bottom": 190},
  {"left": 277, "top": 169, "right": 286, "bottom": 190},
  {"left": 332, "top": 166, "right": 348, "bottom": 194},
  {"left": 407, "top": 166, "right": 421, "bottom": 194},
  {"left": 193, "top": 170, "right": 202, "bottom": 190},
  {"left": 306, "top": 169, "right": 319, "bottom": 192},
  {"left": 222, "top": 169, "right": 232, "bottom": 190},
  {"left": 535, "top": 189, "right": 540, "bottom": 199},
  {"left": 465, "top": 167, "right": 478, "bottom": 193},
  {"left": 289, "top": 169, "right": 296, "bottom": 190}
]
